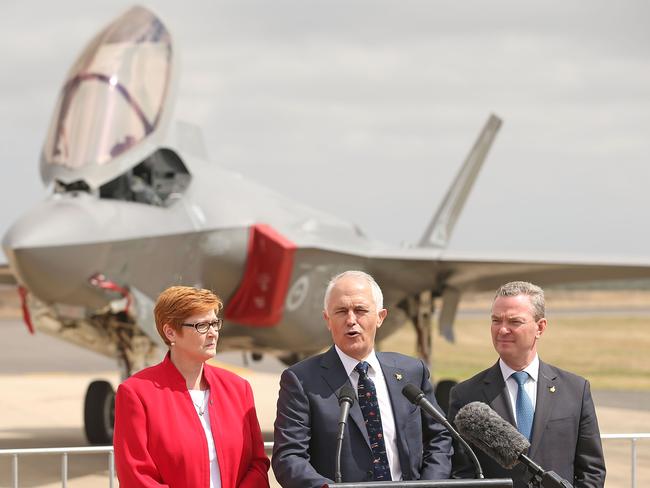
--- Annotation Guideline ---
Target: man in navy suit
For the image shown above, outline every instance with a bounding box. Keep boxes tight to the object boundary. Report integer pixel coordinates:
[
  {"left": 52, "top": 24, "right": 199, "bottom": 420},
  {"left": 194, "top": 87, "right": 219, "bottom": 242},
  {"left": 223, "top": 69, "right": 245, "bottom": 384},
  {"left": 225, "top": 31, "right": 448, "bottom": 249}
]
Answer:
[
  {"left": 272, "top": 270, "right": 453, "bottom": 488},
  {"left": 447, "top": 281, "right": 606, "bottom": 488}
]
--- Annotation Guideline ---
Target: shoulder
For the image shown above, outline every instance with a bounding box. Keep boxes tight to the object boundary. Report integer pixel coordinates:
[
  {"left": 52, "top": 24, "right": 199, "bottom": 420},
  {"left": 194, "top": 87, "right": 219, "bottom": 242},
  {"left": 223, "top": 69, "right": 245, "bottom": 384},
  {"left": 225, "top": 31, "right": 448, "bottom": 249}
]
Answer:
[
  {"left": 283, "top": 351, "right": 327, "bottom": 378},
  {"left": 378, "top": 351, "right": 424, "bottom": 370},
  {"left": 118, "top": 361, "right": 166, "bottom": 393},
  {"left": 452, "top": 364, "right": 498, "bottom": 394},
  {"left": 540, "top": 361, "right": 589, "bottom": 389},
  {"left": 204, "top": 362, "right": 251, "bottom": 392}
]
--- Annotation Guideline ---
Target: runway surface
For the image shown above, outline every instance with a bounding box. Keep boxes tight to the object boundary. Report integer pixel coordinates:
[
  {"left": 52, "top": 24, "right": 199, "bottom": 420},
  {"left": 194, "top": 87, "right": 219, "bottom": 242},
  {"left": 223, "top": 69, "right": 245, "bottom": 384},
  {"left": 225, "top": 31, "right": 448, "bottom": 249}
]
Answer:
[{"left": 1, "top": 318, "right": 648, "bottom": 487}]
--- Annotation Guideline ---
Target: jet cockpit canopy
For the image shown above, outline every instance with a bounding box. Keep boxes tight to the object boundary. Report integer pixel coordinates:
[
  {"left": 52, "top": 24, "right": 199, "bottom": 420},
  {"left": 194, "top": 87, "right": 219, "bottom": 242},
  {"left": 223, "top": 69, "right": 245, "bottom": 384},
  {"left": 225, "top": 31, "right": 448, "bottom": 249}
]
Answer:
[{"left": 41, "top": 6, "right": 175, "bottom": 189}]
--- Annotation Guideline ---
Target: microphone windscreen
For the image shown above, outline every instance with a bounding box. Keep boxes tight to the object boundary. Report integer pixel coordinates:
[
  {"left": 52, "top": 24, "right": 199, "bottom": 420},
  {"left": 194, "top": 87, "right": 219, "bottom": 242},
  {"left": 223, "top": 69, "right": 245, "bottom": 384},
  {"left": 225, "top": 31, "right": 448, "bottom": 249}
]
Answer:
[
  {"left": 402, "top": 383, "right": 423, "bottom": 404},
  {"left": 454, "top": 401, "right": 530, "bottom": 469},
  {"left": 338, "top": 385, "right": 356, "bottom": 405}
]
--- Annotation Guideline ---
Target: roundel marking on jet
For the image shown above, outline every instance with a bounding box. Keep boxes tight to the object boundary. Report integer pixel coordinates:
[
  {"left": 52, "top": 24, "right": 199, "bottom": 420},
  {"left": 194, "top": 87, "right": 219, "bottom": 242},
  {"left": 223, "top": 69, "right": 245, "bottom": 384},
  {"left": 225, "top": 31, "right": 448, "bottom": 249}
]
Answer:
[{"left": 286, "top": 275, "right": 309, "bottom": 312}]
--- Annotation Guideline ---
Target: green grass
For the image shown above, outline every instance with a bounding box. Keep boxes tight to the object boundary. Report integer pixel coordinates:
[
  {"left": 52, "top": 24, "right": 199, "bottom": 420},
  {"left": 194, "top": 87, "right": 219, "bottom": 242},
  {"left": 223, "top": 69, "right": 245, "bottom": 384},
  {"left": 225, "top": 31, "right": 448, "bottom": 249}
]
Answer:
[{"left": 382, "top": 315, "right": 650, "bottom": 391}]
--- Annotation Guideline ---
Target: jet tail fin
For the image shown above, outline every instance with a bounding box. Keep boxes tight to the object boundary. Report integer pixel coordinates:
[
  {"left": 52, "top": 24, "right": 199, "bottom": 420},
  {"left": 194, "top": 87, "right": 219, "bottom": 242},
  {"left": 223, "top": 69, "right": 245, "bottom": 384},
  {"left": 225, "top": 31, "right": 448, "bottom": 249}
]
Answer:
[{"left": 418, "top": 114, "right": 502, "bottom": 248}]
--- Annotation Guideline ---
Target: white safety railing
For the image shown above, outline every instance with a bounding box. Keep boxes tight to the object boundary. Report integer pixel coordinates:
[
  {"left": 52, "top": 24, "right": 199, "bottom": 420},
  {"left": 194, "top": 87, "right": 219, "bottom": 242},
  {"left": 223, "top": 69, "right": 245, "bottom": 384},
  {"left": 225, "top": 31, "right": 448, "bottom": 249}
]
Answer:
[
  {"left": 0, "top": 437, "right": 646, "bottom": 487},
  {"left": 0, "top": 442, "right": 274, "bottom": 487},
  {"left": 0, "top": 446, "right": 115, "bottom": 488},
  {"left": 601, "top": 433, "right": 650, "bottom": 488}
]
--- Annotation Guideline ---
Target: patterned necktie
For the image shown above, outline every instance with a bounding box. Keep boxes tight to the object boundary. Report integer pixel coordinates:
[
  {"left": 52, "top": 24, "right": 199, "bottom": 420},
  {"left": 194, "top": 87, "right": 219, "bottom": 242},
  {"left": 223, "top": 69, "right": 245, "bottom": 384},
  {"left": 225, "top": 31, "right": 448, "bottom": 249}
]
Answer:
[
  {"left": 512, "top": 371, "right": 534, "bottom": 440},
  {"left": 355, "top": 361, "right": 392, "bottom": 481}
]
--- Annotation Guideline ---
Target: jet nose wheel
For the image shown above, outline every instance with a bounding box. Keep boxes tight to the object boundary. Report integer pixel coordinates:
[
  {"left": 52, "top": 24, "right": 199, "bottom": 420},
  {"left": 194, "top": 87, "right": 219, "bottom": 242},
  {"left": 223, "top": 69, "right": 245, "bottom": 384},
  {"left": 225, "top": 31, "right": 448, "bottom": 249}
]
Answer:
[{"left": 84, "top": 380, "right": 115, "bottom": 444}]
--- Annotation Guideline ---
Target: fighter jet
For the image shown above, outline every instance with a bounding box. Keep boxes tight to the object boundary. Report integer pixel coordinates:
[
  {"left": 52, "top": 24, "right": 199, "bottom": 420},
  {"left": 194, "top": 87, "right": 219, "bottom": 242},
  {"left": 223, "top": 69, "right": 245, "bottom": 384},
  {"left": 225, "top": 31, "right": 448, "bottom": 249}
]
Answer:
[{"left": 3, "top": 6, "right": 650, "bottom": 444}]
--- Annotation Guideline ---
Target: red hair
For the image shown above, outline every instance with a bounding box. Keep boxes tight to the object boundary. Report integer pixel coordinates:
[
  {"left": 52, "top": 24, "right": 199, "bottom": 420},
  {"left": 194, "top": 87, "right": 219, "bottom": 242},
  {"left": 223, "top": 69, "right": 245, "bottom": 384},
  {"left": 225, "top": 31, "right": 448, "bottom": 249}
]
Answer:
[{"left": 154, "top": 286, "right": 222, "bottom": 346}]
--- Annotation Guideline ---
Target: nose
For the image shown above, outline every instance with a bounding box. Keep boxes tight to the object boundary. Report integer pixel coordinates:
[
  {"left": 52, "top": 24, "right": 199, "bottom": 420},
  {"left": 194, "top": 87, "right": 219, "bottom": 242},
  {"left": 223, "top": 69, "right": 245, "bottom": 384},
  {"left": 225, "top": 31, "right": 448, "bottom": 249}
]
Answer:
[
  {"left": 345, "top": 309, "right": 357, "bottom": 325},
  {"left": 497, "top": 324, "right": 511, "bottom": 335}
]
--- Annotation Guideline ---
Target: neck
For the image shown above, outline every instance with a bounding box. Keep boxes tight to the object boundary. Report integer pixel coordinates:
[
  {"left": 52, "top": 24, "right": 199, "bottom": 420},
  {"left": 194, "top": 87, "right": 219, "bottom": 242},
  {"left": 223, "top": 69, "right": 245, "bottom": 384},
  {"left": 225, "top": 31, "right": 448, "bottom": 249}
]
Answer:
[
  {"left": 503, "top": 353, "right": 536, "bottom": 372},
  {"left": 170, "top": 351, "right": 206, "bottom": 390}
]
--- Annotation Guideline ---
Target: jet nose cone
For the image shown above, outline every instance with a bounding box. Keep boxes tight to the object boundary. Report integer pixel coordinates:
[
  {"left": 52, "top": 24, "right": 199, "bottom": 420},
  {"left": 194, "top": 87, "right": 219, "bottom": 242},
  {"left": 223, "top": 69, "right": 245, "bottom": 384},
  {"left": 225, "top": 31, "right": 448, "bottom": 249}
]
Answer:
[
  {"left": 3, "top": 195, "right": 111, "bottom": 307},
  {"left": 3, "top": 194, "right": 102, "bottom": 250}
]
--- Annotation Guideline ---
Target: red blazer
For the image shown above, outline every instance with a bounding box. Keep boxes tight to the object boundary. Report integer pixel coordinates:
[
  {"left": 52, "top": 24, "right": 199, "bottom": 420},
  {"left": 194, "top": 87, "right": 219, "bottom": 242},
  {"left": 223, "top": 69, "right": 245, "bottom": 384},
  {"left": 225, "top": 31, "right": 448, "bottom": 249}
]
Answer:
[{"left": 114, "top": 354, "right": 270, "bottom": 487}]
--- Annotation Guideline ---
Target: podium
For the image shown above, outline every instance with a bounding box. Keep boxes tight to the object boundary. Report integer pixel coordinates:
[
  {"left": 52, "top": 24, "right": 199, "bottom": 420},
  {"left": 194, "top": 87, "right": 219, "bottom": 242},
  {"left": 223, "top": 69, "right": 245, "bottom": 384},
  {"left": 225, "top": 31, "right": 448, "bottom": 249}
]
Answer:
[{"left": 328, "top": 480, "right": 512, "bottom": 488}]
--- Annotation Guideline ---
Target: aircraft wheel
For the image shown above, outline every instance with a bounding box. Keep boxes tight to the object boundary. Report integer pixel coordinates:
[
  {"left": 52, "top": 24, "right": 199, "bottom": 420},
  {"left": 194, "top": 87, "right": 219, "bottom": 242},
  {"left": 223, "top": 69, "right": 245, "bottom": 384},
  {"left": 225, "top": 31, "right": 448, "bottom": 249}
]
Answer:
[
  {"left": 434, "top": 379, "right": 458, "bottom": 415},
  {"left": 84, "top": 380, "right": 115, "bottom": 444}
]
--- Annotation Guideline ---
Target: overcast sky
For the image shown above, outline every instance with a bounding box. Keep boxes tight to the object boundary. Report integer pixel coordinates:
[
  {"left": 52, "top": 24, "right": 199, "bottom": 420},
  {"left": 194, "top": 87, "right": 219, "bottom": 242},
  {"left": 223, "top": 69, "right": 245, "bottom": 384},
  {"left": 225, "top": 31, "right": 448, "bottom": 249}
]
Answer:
[{"left": 1, "top": 1, "right": 649, "bottom": 263}]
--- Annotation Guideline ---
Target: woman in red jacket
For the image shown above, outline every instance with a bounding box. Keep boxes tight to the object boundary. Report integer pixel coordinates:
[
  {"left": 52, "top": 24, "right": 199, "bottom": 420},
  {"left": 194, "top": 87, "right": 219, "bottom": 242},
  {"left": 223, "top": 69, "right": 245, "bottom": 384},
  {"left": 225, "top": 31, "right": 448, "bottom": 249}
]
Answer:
[{"left": 114, "top": 286, "right": 270, "bottom": 487}]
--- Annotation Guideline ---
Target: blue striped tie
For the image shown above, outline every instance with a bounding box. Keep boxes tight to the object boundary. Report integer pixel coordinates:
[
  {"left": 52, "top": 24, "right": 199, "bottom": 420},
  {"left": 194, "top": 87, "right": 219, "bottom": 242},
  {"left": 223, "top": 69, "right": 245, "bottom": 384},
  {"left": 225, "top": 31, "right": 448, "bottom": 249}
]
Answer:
[
  {"left": 512, "top": 371, "right": 534, "bottom": 440},
  {"left": 355, "top": 361, "right": 392, "bottom": 481}
]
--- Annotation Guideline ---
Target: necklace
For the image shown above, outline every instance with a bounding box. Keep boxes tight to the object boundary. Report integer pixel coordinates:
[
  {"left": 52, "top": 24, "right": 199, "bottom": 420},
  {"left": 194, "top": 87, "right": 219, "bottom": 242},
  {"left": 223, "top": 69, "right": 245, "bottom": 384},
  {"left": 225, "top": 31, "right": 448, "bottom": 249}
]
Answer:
[{"left": 191, "top": 389, "right": 208, "bottom": 416}]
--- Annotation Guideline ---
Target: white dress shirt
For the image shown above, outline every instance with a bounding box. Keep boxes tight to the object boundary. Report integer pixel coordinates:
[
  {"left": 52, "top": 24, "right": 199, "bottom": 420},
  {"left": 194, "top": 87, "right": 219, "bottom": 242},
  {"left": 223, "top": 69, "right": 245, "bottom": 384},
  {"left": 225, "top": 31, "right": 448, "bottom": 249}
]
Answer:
[
  {"left": 189, "top": 389, "right": 222, "bottom": 488},
  {"left": 335, "top": 346, "right": 403, "bottom": 481},
  {"left": 499, "top": 354, "right": 539, "bottom": 425}
]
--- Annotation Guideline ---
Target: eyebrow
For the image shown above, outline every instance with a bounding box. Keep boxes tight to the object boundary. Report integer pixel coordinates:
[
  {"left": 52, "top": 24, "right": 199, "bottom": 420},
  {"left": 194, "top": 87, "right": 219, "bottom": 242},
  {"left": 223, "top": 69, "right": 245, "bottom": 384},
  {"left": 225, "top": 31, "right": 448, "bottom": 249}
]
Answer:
[{"left": 491, "top": 314, "right": 526, "bottom": 320}]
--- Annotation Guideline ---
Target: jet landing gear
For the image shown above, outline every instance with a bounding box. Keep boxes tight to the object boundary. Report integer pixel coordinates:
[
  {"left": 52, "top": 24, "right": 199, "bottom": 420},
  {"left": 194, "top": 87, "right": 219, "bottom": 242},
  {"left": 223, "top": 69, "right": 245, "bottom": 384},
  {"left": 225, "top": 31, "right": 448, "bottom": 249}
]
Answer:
[
  {"left": 403, "top": 290, "right": 457, "bottom": 414},
  {"left": 84, "top": 380, "right": 115, "bottom": 444},
  {"left": 406, "top": 290, "right": 434, "bottom": 365}
]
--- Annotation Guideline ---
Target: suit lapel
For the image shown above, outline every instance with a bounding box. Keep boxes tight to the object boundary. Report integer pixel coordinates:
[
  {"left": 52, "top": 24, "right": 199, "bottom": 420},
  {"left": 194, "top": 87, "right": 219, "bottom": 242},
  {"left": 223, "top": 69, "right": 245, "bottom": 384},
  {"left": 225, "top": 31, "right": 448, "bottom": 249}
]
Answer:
[
  {"left": 320, "top": 346, "right": 370, "bottom": 449},
  {"left": 377, "top": 353, "right": 408, "bottom": 428},
  {"left": 529, "top": 360, "right": 558, "bottom": 458},
  {"left": 377, "top": 353, "right": 412, "bottom": 464},
  {"left": 481, "top": 362, "right": 516, "bottom": 425}
]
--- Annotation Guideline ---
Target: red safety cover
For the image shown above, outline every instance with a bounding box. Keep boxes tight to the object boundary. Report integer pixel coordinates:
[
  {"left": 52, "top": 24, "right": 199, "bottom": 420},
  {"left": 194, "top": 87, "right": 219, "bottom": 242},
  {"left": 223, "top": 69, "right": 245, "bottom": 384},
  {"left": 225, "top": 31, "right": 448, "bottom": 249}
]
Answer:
[{"left": 224, "top": 224, "right": 296, "bottom": 327}]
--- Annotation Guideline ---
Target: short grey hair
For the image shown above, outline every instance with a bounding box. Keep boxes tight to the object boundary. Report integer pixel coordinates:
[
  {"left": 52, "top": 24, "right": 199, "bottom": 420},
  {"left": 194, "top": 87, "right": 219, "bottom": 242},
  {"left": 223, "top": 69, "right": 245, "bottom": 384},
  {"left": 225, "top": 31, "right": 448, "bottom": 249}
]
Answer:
[
  {"left": 323, "top": 270, "right": 384, "bottom": 311},
  {"left": 494, "top": 281, "right": 545, "bottom": 321}
]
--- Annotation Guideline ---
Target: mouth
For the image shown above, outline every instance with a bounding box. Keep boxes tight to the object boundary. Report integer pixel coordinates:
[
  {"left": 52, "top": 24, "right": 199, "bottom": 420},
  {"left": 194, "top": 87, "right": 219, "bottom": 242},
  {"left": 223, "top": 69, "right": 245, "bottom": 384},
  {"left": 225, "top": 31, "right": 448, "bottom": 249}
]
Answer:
[{"left": 346, "top": 330, "right": 361, "bottom": 338}]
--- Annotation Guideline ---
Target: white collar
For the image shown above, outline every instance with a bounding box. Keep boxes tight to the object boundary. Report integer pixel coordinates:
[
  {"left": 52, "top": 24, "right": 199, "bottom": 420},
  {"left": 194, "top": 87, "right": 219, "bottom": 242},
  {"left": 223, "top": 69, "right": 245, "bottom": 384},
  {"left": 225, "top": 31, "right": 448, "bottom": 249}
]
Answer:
[
  {"left": 499, "top": 354, "right": 539, "bottom": 382},
  {"left": 334, "top": 345, "right": 382, "bottom": 378}
]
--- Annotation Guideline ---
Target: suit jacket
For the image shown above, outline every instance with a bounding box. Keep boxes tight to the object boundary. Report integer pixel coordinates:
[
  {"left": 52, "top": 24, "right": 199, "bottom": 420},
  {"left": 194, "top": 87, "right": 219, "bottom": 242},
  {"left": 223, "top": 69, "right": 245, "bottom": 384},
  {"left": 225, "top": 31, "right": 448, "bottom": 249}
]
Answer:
[
  {"left": 447, "top": 359, "right": 606, "bottom": 488},
  {"left": 114, "top": 354, "right": 270, "bottom": 488},
  {"left": 272, "top": 346, "right": 453, "bottom": 488}
]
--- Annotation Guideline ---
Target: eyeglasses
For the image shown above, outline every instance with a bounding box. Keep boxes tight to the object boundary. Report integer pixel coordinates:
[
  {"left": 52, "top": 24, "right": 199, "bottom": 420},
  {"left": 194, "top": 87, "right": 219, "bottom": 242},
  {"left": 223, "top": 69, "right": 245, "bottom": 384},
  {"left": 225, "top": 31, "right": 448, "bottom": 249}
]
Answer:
[{"left": 181, "top": 318, "right": 223, "bottom": 334}]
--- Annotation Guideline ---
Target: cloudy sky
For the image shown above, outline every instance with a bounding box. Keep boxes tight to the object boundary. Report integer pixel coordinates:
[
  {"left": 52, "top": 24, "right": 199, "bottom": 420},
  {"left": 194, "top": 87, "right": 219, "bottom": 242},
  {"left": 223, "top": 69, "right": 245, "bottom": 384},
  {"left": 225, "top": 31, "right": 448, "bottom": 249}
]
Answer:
[{"left": 1, "top": 1, "right": 649, "bottom": 263}]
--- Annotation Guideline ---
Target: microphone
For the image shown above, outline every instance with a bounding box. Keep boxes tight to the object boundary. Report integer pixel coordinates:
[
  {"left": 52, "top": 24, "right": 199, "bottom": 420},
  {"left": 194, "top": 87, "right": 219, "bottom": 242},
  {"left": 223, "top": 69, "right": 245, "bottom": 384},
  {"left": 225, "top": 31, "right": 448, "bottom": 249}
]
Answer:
[
  {"left": 454, "top": 402, "right": 573, "bottom": 488},
  {"left": 335, "top": 385, "right": 355, "bottom": 483},
  {"left": 402, "top": 383, "right": 483, "bottom": 479}
]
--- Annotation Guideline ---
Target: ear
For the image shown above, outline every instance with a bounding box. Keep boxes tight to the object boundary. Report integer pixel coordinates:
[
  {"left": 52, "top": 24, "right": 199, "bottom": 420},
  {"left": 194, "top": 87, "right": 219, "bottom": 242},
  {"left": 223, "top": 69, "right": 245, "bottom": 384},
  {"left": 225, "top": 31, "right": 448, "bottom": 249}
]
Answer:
[
  {"left": 162, "top": 323, "right": 176, "bottom": 344},
  {"left": 535, "top": 318, "right": 547, "bottom": 338},
  {"left": 323, "top": 310, "right": 332, "bottom": 331},
  {"left": 376, "top": 308, "right": 388, "bottom": 328}
]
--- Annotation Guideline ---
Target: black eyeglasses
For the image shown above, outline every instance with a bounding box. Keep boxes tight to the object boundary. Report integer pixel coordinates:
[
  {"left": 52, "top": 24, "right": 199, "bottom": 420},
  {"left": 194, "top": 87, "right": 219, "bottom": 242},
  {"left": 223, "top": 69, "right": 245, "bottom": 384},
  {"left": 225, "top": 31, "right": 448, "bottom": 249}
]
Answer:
[{"left": 181, "top": 318, "right": 223, "bottom": 334}]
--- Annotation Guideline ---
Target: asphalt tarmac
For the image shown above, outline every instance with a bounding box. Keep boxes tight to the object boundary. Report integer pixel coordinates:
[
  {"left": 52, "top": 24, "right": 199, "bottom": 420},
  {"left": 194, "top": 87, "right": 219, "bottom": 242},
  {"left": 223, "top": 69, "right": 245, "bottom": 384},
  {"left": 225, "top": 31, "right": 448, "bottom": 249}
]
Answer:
[{"left": 1, "top": 318, "right": 648, "bottom": 487}]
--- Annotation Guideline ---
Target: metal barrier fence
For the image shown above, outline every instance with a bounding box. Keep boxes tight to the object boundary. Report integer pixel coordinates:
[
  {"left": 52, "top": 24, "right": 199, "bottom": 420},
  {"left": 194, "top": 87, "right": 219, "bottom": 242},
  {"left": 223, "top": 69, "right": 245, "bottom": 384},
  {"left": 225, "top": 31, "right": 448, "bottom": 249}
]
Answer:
[
  {"left": 601, "top": 433, "right": 650, "bottom": 488},
  {"left": 1, "top": 437, "right": 647, "bottom": 487},
  {"left": 0, "top": 442, "right": 274, "bottom": 488}
]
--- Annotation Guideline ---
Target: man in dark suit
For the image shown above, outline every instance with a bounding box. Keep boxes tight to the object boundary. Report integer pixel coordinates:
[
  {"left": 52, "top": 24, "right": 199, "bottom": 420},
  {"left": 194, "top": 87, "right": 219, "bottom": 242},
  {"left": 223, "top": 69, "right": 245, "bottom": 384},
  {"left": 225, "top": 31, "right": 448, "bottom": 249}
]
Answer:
[
  {"left": 272, "top": 270, "right": 453, "bottom": 488},
  {"left": 447, "top": 281, "right": 606, "bottom": 488}
]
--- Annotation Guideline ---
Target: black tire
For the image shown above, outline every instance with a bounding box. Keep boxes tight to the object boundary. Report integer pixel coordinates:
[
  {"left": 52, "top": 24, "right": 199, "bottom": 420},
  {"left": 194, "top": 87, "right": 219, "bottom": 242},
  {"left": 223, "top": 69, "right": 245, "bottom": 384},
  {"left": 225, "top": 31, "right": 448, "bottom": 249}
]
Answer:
[
  {"left": 434, "top": 379, "right": 458, "bottom": 416},
  {"left": 84, "top": 380, "right": 115, "bottom": 444}
]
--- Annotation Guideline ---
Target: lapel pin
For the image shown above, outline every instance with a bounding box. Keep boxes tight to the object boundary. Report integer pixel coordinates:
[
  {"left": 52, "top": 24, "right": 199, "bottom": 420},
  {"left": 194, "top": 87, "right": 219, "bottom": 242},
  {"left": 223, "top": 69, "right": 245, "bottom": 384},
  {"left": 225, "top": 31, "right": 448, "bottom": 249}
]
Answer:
[
  {"left": 549, "top": 386, "right": 556, "bottom": 393},
  {"left": 394, "top": 372, "right": 403, "bottom": 381}
]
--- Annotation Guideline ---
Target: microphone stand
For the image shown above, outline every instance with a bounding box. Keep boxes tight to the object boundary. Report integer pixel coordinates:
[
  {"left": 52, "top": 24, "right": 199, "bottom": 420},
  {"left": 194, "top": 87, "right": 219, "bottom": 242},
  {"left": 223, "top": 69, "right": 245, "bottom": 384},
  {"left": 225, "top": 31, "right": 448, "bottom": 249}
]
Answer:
[
  {"left": 335, "top": 386, "right": 355, "bottom": 483},
  {"left": 403, "top": 384, "right": 484, "bottom": 479},
  {"left": 519, "top": 454, "right": 573, "bottom": 488}
]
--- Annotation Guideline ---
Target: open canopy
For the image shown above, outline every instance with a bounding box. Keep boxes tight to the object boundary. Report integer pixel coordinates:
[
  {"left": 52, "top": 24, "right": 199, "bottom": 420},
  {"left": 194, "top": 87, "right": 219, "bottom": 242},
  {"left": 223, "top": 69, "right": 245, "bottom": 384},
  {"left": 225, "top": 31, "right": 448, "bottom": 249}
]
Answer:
[{"left": 42, "top": 6, "right": 173, "bottom": 171}]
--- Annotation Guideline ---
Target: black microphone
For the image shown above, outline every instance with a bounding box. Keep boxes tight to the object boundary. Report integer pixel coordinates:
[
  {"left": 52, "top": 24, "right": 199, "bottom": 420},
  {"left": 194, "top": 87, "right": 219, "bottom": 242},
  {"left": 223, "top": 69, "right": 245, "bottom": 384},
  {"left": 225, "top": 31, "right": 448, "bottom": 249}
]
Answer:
[
  {"left": 402, "top": 383, "right": 483, "bottom": 479},
  {"left": 454, "top": 402, "right": 573, "bottom": 488},
  {"left": 335, "top": 385, "right": 355, "bottom": 484}
]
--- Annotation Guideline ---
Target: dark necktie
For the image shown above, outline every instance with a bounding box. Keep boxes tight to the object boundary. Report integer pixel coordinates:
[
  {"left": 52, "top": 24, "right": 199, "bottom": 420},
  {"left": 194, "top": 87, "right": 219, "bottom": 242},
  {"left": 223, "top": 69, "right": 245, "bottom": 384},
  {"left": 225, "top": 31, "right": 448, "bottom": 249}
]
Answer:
[
  {"left": 355, "top": 361, "right": 392, "bottom": 481},
  {"left": 512, "top": 371, "right": 534, "bottom": 440}
]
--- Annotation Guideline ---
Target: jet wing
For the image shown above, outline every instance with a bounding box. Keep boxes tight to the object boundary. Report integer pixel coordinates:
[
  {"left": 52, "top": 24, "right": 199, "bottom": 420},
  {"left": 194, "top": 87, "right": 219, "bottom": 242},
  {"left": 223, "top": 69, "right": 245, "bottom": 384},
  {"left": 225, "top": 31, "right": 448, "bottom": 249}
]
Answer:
[
  {"left": 294, "top": 242, "right": 650, "bottom": 340},
  {"left": 298, "top": 243, "right": 650, "bottom": 294}
]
